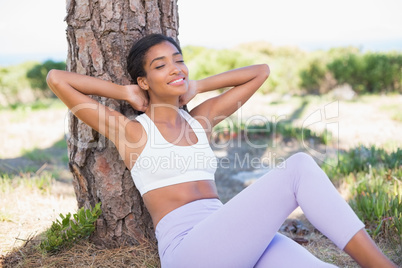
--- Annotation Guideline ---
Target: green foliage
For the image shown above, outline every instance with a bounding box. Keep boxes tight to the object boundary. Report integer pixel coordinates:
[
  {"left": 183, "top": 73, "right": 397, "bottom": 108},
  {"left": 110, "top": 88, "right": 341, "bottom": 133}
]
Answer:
[
  {"left": 299, "top": 59, "right": 326, "bottom": 92},
  {"left": 184, "top": 43, "right": 400, "bottom": 95},
  {"left": 26, "top": 60, "right": 66, "bottom": 90},
  {"left": 0, "top": 60, "right": 65, "bottom": 107},
  {"left": 349, "top": 168, "right": 401, "bottom": 240},
  {"left": 0, "top": 44, "right": 399, "bottom": 110},
  {"left": 182, "top": 45, "right": 207, "bottom": 62},
  {"left": 2, "top": 44, "right": 398, "bottom": 106},
  {"left": 322, "top": 145, "right": 402, "bottom": 240},
  {"left": 327, "top": 52, "right": 402, "bottom": 94},
  {"left": 295, "top": 46, "right": 402, "bottom": 94},
  {"left": 188, "top": 48, "right": 254, "bottom": 82},
  {"left": 40, "top": 203, "right": 102, "bottom": 253},
  {"left": 183, "top": 43, "right": 309, "bottom": 94},
  {"left": 0, "top": 61, "right": 37, "bottom": 96}
]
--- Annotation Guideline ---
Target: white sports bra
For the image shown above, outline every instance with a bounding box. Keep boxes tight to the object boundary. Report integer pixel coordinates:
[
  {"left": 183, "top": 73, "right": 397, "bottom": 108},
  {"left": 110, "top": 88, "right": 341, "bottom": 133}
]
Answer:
[{"left": 130, "top": 109, "right": 217, "bottom": 196}]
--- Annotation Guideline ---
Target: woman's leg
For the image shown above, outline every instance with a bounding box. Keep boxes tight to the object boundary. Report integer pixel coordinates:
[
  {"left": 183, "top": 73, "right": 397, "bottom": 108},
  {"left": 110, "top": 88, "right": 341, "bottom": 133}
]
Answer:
[
  {"left": 254, "top": 233, "right": 337, "bottom": 267},
  {"left": 344, "top": 229, "right": 397, "bottom": 268},
  {"left": 163, "top": 153, "right": 364, "bottom": 267}
]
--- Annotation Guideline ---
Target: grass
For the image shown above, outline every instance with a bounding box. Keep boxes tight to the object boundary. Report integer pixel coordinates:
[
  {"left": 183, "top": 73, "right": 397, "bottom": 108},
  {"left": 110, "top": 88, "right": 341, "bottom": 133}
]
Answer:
[
  {"left": 53, "top": 138, "right": 68, "bottom": 149},
  {"left": 0, "top": 172, "right": 54, "bottom": 194},
  {"left": 0, "top": 211, "right": 13, "bottom": 222},
  {"left": 322, "top": 145, "right": 401, "bottom": 181},
  {"left": 213, "top": 118, "right": 329, "bottom": 145},
  {"left": 379, "top": 103, "right": 402, "bottom": 122},
  {"left": 320, "top": 145, "right": 402, "bottom": 263},
  {"left": 2, "top": 239, "right": 160, "bottom": 268},
  {"left": 21, "top": 147, "right": 54, "bottom": 162},
  {"left": 1, "top": 98, "right": 66, "bottom": 124},
  {"left": 0, "top": 98, "right": 65, "bottom": 112},
  {"left": 0, "top": 169, "right": 157, "bottom": 267},
  {"left": 19, "top": 138, "right": 68, "bottom": 165},
  {"left": 391, "top": 113, "right": 402, "bottom": 122},
  {"left": 350, "top": 168, "right": 402, "bottom": 238},
  {"left": 0, "top": 170, "right": 78, "bottom": 260}
]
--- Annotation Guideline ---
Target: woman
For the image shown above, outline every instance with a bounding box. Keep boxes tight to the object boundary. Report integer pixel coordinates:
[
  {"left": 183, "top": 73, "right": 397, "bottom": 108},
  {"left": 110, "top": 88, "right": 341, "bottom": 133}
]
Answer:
[{"left": 47, "top": 34, "right": 396, "bottom": 267}]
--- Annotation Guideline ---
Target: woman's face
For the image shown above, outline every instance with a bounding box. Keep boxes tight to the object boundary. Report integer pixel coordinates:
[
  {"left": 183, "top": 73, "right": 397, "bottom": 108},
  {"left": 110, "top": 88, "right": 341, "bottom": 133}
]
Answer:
[{"left": 138, "top": 41, "right": 189, "bottom": 102}]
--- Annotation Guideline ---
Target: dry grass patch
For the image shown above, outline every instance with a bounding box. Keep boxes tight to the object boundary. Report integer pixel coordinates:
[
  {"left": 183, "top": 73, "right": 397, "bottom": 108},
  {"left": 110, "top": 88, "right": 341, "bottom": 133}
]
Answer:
[
  {"left": 1, "top": 239, "right": 160, "bottom": 268},
  {"left": 0, "top": 173, "right": 77, "bottom": 257},
  {"left": 0, "top": 172, "right": 161, "bottom": 268}
]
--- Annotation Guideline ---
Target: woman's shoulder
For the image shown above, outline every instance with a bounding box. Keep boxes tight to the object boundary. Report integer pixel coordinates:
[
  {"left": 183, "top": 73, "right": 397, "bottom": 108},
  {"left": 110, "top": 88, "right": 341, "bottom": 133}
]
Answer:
[
  {"left": 123, "top": 115, "right": 148, "bottom": 144},
  {"left": 119, "top": 116, "right": 148, "bottom": 169},
  {"left": 186, "top": 108, "right": 213, "bottom": 138}
]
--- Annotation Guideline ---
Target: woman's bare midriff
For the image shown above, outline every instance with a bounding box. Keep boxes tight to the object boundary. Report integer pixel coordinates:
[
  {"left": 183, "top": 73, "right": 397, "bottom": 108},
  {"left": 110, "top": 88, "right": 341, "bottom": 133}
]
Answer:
[{"left": 142, "top": 180, "right": 219, "bottom": 229}]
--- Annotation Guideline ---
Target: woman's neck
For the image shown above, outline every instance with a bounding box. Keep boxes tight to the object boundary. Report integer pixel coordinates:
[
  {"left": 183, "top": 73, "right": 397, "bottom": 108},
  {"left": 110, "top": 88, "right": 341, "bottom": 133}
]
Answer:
[{"left": 145, "top": 101, "right": 182, "bottom": 126}]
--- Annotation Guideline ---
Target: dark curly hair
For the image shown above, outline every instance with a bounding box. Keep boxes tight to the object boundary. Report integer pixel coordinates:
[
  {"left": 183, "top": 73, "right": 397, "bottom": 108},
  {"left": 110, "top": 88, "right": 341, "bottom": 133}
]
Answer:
[{"left": 127, "top": 34, "right": 182, "bottom": 84}]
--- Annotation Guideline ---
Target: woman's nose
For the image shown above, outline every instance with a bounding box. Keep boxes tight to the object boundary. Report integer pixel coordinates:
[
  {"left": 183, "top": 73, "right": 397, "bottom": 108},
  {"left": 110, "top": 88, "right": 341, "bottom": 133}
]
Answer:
[{"left": 169, "top": 62, "right": 181, "bottom": 75}]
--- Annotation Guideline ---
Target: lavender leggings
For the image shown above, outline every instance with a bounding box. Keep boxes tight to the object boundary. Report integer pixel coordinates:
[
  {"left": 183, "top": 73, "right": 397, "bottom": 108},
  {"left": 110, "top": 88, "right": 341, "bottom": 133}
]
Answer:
[{"left": 155, "top": 153, "right": 364, "bottom": 267}]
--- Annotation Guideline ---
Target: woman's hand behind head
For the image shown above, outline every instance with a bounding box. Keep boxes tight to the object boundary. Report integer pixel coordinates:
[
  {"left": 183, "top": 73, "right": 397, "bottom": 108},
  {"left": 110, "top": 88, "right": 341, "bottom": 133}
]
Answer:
[
  {"left": 125, "top": 84, "right": 149, "bottom": 112},
  {"left": 179, "top": 80, "right": 198, "bottom": 107}
]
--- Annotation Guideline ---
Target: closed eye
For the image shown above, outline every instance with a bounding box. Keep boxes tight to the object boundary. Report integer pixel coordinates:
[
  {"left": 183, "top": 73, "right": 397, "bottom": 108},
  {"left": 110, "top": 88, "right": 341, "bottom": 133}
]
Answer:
[{"left": 155, "top": 65, "right": 165, "bottom": 69}]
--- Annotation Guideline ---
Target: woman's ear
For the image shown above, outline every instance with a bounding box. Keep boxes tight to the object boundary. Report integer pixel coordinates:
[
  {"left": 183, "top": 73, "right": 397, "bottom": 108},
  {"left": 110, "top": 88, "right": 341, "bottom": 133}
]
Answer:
[{"left": 137, "top": 77, "right": 149, "bottom": 91}]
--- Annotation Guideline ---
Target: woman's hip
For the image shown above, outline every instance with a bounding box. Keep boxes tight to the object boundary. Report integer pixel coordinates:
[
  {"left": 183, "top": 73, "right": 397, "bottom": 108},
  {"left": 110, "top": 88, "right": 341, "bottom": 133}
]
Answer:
[{"left": 155, "top": 198, "right": 223, "bottom": 259}]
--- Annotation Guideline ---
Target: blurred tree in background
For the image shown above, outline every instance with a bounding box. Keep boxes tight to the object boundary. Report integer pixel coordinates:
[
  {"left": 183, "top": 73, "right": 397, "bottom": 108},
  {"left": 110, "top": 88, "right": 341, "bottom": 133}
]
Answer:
[
  {"left": 300, "top": 48, "right": 402, "bottom": 94},
  {"left": 327, "top": 52, "right": 402, "bottom": 93},
  {"left": 299, "top": 59, "right": 327, "bottom": 93},
  {"left": 0, "top": 60, "right": 65, "bottom": 107},
  {"left": 26, "top": 60, "right": 66, "bottom": 90},
  {"left": 183, "top": 43, "right": 401, "bottom": 95}
]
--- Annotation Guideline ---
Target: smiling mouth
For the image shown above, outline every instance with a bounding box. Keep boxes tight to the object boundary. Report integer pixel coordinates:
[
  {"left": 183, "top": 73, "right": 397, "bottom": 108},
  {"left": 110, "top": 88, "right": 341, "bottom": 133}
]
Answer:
[{"left": 168, "top": 78, "right": 184, "bottom": 85}]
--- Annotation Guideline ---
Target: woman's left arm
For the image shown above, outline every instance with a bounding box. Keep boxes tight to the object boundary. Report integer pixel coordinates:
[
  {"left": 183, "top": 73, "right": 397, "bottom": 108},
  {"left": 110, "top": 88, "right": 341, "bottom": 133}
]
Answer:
[{"left": 184, "top": 64, "right": 270, "bottom": 129}]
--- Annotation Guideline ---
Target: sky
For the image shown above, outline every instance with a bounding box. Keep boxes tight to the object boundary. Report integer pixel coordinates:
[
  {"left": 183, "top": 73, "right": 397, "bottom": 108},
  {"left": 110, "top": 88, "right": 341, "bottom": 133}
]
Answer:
[{"left": 0, "top": 0, "right": 401, "bottom": 66}]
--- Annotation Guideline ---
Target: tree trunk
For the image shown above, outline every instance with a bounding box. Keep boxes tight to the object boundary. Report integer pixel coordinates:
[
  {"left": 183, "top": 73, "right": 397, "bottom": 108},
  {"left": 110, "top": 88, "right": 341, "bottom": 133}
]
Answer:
[{"left": 65, "top": 0, "right": 179, "bottom": 247}]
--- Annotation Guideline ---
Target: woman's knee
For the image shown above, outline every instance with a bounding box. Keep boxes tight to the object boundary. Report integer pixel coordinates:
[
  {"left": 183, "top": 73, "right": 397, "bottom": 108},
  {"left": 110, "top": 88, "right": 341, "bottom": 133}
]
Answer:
[
  {"left": 285, "top": 152, "right": 325, "bottom": 182},
  {"left": 286, "top": 152, "right": 317, "bottom": 169}
]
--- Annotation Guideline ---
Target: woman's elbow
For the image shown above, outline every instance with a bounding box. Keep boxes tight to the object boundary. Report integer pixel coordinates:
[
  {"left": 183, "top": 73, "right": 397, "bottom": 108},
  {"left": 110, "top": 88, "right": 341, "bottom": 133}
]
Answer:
[
  {"left": 256, "top": 64, "right": 270, "bottom": 80},
  {"left": 262, "top": 64, "right": 270, "bottom": 78},
  {"left": 46, "top": 69, "right": 62, "bottom": 91}
]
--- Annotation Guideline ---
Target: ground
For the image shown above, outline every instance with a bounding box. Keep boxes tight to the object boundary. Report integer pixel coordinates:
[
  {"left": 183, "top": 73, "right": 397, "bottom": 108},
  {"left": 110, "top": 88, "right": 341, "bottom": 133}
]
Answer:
[{"left": 0, "top": 93, "right": 401, "bottom": 267}]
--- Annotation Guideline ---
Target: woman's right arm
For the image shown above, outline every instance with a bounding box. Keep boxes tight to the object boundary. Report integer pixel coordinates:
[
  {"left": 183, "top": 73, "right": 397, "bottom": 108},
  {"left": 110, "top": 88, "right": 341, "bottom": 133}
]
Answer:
[{"left": 46, "top": 70, "right": 148, "bottom": 153}]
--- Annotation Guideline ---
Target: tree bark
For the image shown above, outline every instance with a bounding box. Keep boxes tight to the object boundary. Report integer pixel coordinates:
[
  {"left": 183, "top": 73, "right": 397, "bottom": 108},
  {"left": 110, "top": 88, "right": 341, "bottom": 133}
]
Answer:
[{"left": 65, "top": 0, "right": 179, "bottom": 247}]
